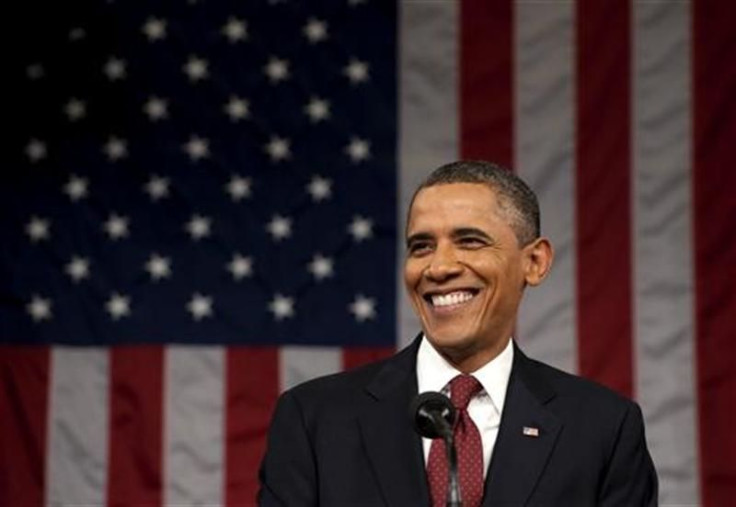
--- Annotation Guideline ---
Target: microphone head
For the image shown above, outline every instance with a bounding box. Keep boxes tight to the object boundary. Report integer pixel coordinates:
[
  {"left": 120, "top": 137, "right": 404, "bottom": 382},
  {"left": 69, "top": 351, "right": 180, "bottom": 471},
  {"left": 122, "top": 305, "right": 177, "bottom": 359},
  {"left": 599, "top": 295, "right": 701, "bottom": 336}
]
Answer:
[{"left": 409, "top": 391, "right": 456, "bottom": 439}]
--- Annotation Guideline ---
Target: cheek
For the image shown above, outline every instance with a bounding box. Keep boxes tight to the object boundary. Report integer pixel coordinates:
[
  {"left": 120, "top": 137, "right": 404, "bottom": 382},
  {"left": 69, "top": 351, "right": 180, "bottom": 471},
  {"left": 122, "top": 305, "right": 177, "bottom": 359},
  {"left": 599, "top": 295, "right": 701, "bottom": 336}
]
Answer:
[
  {"left": 469, "top": 257, "right": 502, "bottom": 281},
  {"left": 474, "top": 261, "right": 517, "bottom": 307},
  {"left": 403, "top": 262, "right": 422, "bottom": 289}
]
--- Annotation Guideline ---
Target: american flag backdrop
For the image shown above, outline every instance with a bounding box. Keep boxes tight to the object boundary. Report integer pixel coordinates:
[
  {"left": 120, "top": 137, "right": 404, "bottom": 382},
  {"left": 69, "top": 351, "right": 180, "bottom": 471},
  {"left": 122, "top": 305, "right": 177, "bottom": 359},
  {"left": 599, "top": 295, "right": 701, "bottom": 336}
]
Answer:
[{"left": 1, "top": 1, "right": 734, "bottom": 506}]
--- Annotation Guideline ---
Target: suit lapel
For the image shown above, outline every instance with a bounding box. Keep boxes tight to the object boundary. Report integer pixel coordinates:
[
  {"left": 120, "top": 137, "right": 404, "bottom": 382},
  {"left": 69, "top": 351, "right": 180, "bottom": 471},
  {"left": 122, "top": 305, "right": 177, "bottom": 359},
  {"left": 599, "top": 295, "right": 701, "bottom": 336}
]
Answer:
[
  {"left": 359, "top": 338, "right": 430, "bottom": 507},
  {"left": 483, "top": 346, "right": 562, "bottom": 507}
]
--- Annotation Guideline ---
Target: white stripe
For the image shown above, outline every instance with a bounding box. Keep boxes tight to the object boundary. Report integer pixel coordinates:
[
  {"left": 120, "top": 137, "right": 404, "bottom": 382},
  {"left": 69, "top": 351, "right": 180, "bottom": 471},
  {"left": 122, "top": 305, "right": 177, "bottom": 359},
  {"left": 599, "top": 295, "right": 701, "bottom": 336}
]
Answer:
[
  {"left": 398, "top": 0, "right": 459, "bottom": 349},
  {"left": 514, "top": 0, "right": 577, "bottom": 374},
  {"left": 632, "top": 1, "right": 700, "bottom": 504},
  {"left": 45, "top": 347, "right": 108, "bottom": 507},
  {"left": 279, "top": 346, "right": 342, "bottom": 391},
  {"left": 164, "top": 346, "right": 225, "bottom": 507}
]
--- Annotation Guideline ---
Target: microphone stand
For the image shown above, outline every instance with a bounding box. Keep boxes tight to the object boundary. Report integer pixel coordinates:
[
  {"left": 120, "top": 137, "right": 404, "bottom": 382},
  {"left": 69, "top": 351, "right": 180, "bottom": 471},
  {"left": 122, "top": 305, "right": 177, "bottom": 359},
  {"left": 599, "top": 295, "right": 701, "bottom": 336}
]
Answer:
[
  {"left": 437, "top": 416, "right": 462, "bottom": 507},
  {"left": 410, "top": 391, "right": 462, "bottom": 507}
]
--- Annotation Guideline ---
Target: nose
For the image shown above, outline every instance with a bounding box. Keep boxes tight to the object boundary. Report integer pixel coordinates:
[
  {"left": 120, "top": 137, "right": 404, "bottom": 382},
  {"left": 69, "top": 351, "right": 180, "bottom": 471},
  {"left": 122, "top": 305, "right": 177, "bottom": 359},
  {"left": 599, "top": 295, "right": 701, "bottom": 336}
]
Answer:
[{"left": 424, "top": 243, "right": 462, "bottom": 282}]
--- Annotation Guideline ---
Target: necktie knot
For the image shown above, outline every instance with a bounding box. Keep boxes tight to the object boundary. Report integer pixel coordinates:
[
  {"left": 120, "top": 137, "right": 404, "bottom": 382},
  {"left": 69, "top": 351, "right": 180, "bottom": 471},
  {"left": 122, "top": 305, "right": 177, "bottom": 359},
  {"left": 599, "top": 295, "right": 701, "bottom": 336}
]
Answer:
[{"left": 449, "top": 374, "right": 482, "bottom": 410}]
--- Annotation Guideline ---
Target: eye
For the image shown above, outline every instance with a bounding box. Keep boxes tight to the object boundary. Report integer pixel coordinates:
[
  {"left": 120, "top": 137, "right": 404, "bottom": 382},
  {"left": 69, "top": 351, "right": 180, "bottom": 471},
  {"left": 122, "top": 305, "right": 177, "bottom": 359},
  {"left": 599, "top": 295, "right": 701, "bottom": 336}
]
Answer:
[
  {"left": 407, "top": 241, "right": 433, "bottom": 256},
  {"left": 457, "top": 236, "right": 486, "bottom": 248}
]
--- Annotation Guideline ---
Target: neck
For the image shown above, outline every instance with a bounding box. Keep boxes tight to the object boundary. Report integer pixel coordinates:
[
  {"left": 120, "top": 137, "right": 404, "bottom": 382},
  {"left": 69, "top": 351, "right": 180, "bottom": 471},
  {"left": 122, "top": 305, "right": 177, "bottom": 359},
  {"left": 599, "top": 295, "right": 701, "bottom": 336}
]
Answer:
[{"left": 439, "top": 336, "right": 511, "bottom": 374}]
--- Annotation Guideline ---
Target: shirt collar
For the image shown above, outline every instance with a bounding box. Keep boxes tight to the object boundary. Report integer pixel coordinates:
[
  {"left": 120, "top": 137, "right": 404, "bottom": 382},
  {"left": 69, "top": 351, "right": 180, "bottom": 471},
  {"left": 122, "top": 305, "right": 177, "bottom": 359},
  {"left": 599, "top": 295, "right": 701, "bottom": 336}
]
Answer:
[{"left": 416, "top": 334, "right": 514, "bottom": 414}]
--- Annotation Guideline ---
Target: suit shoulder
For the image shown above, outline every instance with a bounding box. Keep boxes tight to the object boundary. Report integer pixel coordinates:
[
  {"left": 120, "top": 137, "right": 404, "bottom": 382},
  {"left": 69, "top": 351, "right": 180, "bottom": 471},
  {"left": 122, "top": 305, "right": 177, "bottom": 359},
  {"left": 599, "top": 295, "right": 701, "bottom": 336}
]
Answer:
[
  {"left": 285, "top": 341, "right": 416, "bottom": 401},
  {"left": 289, "top": 358, "right": 386, "bottom": 397},
  {"left": 523, "top": 355, "right": 637, "bottom": 410},
  {"left": 280, "top": 351, "right": 402, "bottom": 415}
]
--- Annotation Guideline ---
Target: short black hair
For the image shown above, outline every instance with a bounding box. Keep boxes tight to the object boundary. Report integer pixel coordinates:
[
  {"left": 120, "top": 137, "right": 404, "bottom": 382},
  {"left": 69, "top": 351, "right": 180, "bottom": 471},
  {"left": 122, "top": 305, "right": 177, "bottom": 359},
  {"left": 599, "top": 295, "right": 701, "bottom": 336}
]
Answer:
[{"left": 411, "top": 160, "right": 540, "bottom": 246}]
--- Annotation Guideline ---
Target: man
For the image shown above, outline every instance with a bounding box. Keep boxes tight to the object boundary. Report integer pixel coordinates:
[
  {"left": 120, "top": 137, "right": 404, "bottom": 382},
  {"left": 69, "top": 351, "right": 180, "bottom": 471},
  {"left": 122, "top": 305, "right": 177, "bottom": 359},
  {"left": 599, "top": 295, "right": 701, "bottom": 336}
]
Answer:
[{"left": 258, "top": 160, "right": 658, "bottom": 506}]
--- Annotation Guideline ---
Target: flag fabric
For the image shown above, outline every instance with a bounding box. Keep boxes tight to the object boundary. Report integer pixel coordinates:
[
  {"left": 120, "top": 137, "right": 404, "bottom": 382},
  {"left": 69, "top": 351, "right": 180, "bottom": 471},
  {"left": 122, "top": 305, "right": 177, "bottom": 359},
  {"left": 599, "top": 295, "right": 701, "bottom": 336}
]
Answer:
[{"left": 1, "top": 1, "right": 734, "bottom": 506}]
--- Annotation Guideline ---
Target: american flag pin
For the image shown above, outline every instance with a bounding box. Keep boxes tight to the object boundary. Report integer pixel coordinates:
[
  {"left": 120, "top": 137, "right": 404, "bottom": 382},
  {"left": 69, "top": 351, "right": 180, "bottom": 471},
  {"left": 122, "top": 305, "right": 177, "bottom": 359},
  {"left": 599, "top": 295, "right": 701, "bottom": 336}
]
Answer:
[{"left": 522, "top": 426, "right": 540, "bottom": 437}]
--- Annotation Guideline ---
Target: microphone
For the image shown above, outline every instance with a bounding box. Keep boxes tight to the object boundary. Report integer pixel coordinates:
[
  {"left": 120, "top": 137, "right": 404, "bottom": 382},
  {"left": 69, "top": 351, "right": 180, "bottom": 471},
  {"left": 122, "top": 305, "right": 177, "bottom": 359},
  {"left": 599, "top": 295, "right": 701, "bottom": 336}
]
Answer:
[
  {"left": 410, "top": 392, "right": 462, "bottom": 507},
  {"left": 410, "top": 391, "right": 456, "bottom": 439}
]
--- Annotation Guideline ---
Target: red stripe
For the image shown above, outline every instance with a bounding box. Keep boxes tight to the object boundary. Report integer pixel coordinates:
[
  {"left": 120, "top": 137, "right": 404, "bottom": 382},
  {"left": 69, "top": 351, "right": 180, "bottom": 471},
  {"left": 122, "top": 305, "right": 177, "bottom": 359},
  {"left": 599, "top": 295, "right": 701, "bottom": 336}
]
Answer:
[
  {"left": 0, "top": 346, "right": 50, "bottom": 507},
  {"left": 107, "top": 346, "right": 164, "bottom": 507},
  {"left": 225, "top": 346, "right": 279, "bottom": 506},
  {"left": 460, "top": 0, "right": 514, "bottom": 166},
  {"left": 692, "top": 2, "right": 736, "bottom": 505},
  {"left": 575, "top": 0, "right": 633, "bottom": 397},
  {"left": 342, "top": 346, "right": 395, "bottom": 371}
]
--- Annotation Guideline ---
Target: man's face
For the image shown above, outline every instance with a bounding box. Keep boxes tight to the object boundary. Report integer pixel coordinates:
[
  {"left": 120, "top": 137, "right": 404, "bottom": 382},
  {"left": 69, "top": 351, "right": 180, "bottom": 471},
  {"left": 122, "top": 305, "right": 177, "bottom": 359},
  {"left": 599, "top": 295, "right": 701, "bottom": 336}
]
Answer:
[{"left": 404, "top": 183, "right": 548, "bottom": 371}]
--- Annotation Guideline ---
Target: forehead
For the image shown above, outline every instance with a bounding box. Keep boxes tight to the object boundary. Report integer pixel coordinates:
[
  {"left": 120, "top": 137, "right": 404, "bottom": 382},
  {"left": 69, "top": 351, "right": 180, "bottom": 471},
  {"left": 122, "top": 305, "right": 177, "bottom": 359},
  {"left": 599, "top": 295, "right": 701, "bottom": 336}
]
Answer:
[{"left": 406, "top": 183, "right": 503, "bottom": 232}]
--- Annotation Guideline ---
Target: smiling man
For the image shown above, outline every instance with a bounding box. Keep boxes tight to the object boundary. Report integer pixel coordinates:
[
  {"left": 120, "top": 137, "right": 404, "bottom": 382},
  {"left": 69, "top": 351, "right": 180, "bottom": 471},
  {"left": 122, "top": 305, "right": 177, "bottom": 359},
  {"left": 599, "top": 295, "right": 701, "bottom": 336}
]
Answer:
[
  {"left": 259, "top": 160, "right": 658, "bottom": 507},
  {"left": 405, "top": 176, "right": 551, "bottom": 374}
]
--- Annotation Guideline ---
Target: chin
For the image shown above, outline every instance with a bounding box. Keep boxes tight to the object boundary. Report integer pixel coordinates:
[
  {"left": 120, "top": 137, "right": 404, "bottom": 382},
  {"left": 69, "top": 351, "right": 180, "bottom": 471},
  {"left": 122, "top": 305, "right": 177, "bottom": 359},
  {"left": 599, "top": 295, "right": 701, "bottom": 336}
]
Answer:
[{"left": 425, "top": 329, "right": 477, "bottom": 353}]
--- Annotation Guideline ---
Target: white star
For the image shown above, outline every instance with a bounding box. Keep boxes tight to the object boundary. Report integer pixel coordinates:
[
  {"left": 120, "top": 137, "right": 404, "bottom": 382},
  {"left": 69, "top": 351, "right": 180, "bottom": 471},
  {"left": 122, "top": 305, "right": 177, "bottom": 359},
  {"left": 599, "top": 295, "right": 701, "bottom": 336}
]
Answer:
[
  {"left": 348, "top": 216, "right": 373, "bottom": 242},
  {"left": 103, "top": 214, "right": 130, "bottom": 240},
  {"left": 27, "top": 295, "right": 52, "bottom": 322},
  {"left": 103, "top": 57, "right": 126, "bottom": 81},
  {"left": 65, "top": 256, "right": 90, "bottom": 283},
  {"left": 269, "top": 294, "right": 295, "bottom": 320},
  {"left": 222, "top": 17, "right": 248, "bottom": 42},
  {"left": 142, "top": 17, "right": 167, "bottom": 41},
  {"left": 344, "top": 58, "right": 370, "bottom": 84},
  {"left": 63, "top": 174, "right": 89, "bottom": 201},
  {"left": 106, "top": 292, "right": 131, "bottom": 320},
  {"left": 225, "top": 175, "right": 252, "bottom": 201},
  {"left": 183, "top": 55, "right": 209, "bottom": 82},
  {"left": 144, "top": 175, "right": 170, "bottom": 201},
  {"left": 306, "top": 175, "right": 332, "bottom": 202},
  {"left": 64, "top": 98, "right": 86, "bottom": 121},
  {"left": 267, "top": 215, "right": 292, "bottom": 241},
  {"left": 265, "top": 136, "right": 291, "bottom": 162},
  {"left": 25, "top": 216, "right": 51, "bottom": 242},
  {"left": 303, "top": 18, "right": 328, "bottom": 43},
  {"left": 227, "top": 253, "right": 253, "bottom": 280},
  {"left": 69, "top": 27, "right": 86, "bottom": 41},
  {"left": 27, "top": 64, "right": 45, "bottom": 80},
  {"left": 349, "top": 294, "right": 376, "bottom": 322},
  {"left": 183, "top": 135, "right": 210, "bottom": 161},
  {"left": 264, "top": 56, "right": 290, "bottom": 83},
  {"left": 144, "top": 253, "right": 171, "bottom": 281},
  {"left": 308, "top": 254, "right": 334, "bottom": 281},
  {"left": 103, "top": 136, "right": 128, "bottom": 161},
  {"left": 25, "top": 139, "right": 47, "bottom": 162},
  {"left": 224, "top": 96, "right": 250, "bottom": 121},
  {"left": 187, "top": 293, "right": 213, "bottom": 321},
  {"left": 185, "top": 214, "right": 212, "bottom": 240},
  {"left": 345, "top": 137, "right": 371, "bottom": 163},
  {"left": 304, "top": 97, "right": 330, "bottom": 123},
  {"left": 143, "top": 96, "right": 169, "bottom": 121}
]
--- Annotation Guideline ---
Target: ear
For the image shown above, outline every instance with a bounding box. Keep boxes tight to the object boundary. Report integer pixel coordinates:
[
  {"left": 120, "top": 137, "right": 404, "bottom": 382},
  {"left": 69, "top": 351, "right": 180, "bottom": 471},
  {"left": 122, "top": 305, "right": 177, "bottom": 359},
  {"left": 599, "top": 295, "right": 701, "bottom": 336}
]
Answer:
[{"left": 522, "top": 237, "right": 553, "bottom": 287}]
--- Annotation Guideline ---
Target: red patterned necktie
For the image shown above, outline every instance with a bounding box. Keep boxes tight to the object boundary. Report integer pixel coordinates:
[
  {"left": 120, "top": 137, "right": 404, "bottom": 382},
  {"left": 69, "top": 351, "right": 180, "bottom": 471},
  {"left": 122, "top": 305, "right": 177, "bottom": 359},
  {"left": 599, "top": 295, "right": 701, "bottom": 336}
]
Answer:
[{"left": 426, "top": 374, "right": 484, "bottom": 507}]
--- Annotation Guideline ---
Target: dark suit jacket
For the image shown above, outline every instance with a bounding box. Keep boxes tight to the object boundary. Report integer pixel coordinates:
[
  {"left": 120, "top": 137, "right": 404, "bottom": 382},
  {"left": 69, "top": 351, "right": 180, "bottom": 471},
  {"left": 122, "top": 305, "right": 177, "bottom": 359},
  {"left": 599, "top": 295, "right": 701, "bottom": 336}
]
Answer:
[{"left": 258, "top": 337, "right": 658, "bottom": 506}]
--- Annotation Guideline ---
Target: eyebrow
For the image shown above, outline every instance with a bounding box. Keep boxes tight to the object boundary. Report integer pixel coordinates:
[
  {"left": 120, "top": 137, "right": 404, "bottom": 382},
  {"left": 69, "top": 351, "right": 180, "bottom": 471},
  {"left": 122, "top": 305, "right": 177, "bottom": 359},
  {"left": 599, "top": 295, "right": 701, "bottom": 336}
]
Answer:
[
  {"left": 450, "top": 227, "right": 493, "bottom": 241},
  {"left": 405, "top": 232, "right": 432, "bottom": 248},
  {"left": 405, "top": 227, "right": 494, "bottom": 247}
]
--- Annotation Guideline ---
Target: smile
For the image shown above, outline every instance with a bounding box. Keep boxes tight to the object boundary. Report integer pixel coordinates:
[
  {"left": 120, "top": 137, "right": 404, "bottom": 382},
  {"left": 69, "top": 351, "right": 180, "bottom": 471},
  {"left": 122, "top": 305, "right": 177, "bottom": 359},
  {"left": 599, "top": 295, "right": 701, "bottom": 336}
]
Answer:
[{"left": 425, "top": 290, "right": 478, "bottom": 308}]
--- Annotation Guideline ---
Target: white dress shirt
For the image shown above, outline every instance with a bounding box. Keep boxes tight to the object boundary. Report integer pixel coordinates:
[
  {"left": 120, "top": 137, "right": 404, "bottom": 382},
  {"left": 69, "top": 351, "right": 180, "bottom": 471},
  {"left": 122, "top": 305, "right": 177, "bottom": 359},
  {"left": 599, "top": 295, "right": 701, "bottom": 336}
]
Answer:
[{"left": 416, "top": 335, "right": 514, "bottom": 478}]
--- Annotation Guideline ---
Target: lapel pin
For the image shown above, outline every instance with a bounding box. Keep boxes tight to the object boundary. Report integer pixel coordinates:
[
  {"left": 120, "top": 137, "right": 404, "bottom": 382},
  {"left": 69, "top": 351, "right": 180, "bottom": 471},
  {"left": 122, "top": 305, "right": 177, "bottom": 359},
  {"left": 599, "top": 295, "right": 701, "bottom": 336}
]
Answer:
[{"left": 522, "top": 426, "right": 540, "bottom": 437}]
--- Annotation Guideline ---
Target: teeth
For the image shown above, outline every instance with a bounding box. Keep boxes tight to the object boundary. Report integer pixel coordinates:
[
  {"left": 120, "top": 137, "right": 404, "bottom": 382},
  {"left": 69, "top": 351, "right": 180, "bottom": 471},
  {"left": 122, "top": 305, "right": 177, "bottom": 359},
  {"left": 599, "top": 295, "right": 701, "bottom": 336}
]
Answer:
[{"left": 431, "top": 291, "right": 474, "bottom": 307}]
